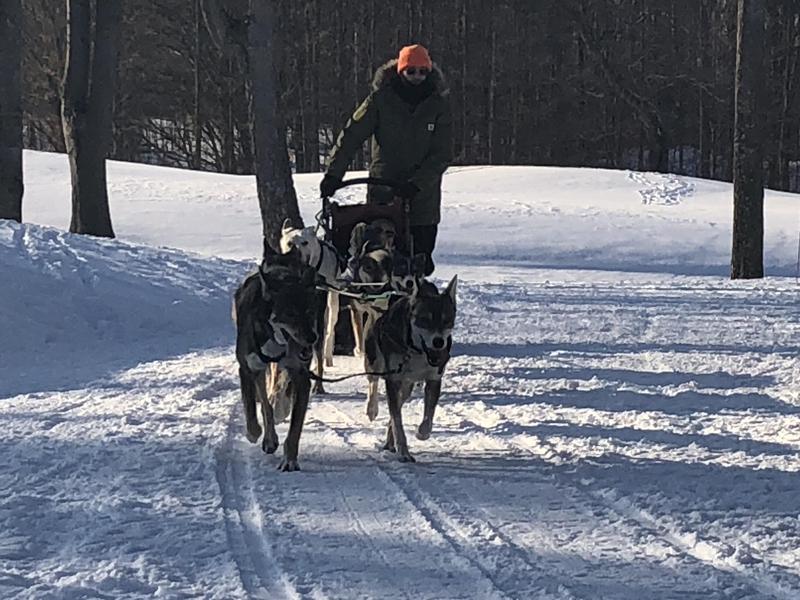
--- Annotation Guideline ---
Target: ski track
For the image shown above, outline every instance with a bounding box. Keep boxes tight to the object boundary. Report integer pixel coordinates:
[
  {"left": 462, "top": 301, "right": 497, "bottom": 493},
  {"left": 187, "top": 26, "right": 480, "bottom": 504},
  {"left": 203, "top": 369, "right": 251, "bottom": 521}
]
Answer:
[
  {"left": 444, "top": 397, "right": 797, "bottom": 600},
  {"left": 321, "top": 404, "right": 575, "bottom": 600},
  {"left": 216, "top": 402, "right": 301, "bottom": 600},
  {"left": 226, "top": 407, "right": 510, "bottom": 600}
]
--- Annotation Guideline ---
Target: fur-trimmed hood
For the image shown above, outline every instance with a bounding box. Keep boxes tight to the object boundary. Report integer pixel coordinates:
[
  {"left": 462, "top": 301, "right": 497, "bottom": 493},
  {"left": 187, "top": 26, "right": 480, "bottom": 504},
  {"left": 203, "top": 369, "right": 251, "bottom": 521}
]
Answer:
[{"left": 371, "top": 59, "right": 449, "bottom": 97}]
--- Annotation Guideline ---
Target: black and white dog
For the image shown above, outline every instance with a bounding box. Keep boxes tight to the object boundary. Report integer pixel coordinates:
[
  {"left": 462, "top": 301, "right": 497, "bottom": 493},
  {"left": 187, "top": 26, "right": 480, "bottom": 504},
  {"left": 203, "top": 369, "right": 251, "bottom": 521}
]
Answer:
[
  {"left": 390, "top": 250, "right": 428, "bottom": 297},
  {"left": 233, "top": 241, "right": 320, "bottom": 471},
  {"left": 364, "top": 276, "right": 457, "bottom": 462}
]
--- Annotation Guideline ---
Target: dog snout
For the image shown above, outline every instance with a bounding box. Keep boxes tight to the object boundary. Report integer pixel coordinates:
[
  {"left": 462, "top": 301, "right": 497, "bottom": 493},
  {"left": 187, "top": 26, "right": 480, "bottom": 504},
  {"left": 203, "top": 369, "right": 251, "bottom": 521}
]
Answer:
[
  {"left": 432, "top": 336, "right": 445, "bottom": 349},
  {"left": 405, "top": 280, "right": 414, "bottom": 291}
]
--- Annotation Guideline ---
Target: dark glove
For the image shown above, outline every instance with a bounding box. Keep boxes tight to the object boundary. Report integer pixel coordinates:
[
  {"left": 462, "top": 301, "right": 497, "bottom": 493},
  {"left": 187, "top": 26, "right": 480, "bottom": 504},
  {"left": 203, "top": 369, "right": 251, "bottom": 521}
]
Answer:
[
  {"left": 394, "top": 181, "right": 420, "bottom": 200},
  {"left": 320, "top": 174, "right": 341, "bottom": 198}
]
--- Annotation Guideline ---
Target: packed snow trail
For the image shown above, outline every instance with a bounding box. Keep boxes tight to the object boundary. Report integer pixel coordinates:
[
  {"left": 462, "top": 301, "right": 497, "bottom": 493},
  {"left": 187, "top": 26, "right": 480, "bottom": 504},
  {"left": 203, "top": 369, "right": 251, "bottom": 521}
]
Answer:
[{"left": 5, "top": 263, "right": 799, "bottom": 598}]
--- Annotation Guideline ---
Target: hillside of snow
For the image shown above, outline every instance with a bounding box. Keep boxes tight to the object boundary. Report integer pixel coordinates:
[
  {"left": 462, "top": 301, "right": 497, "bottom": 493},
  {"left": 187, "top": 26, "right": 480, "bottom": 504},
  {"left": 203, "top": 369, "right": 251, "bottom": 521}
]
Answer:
[{"left": 21, "top": 150, "right": 800, "bottom": 273}]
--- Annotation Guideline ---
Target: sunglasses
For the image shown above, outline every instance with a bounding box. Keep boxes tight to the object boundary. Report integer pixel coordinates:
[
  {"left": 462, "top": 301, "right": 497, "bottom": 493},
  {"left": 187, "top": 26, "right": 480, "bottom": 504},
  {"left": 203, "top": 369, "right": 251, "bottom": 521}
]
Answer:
[{"left": 404, "top": 67, "right": 429, "bottom": 76}]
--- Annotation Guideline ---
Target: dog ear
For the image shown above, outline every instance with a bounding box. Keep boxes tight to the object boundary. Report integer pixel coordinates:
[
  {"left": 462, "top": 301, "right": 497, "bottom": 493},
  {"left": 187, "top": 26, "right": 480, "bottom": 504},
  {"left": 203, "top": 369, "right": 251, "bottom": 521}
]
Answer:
[
  {"left": 444, "top": 275, "right": 458, "bottom": 306},
  {"left": 281, "top": 218, "right": 293, "bottom": 235},
  {"left": 349, "top": 222, "right": 367, "bottom": 255}
]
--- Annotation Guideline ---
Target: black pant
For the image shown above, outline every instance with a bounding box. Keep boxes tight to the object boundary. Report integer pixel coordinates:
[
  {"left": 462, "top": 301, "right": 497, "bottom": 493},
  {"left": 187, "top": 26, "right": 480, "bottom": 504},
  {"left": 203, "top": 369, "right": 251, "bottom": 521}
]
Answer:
[{"left": 409, "top": 224, "right": 438, "bottom": 276}]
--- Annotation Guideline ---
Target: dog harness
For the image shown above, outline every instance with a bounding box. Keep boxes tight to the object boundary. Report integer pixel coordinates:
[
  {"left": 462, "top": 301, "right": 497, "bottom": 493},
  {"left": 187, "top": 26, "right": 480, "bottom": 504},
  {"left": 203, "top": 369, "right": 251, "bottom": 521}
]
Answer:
[
  {"left": 315, "top": 238, "right": 346, "bottom": 275},
  {"left": 245, "top": 323, "right": 287, "bottom": 371}
]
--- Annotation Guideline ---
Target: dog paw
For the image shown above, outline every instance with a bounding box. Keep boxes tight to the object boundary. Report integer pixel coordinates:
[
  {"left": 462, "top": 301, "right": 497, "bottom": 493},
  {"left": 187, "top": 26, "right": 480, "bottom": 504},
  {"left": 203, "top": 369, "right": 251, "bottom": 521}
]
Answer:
[
  {"left": 397, "top": 451, "right": 416, "bottom": 463},
  {"left": 313, "top": 382, "right": 327, "bottom": 395},
  {"left": 366, "top": 401, "right": 379, "bottom": 422},
  {"left": 416, "top": 419, "right": 432, "bottom": 441},
  {"left": 261, "top": 436, "right": 279, "bottom": 454},
  {"left": 277, "top": 459, "right": 301, "bottom": 472},
  {"left": 324, "top": 357, "right": 334, "bottom": 367},
  {"left": 245, "top": 422, "right": 262, "bottom": 444}
]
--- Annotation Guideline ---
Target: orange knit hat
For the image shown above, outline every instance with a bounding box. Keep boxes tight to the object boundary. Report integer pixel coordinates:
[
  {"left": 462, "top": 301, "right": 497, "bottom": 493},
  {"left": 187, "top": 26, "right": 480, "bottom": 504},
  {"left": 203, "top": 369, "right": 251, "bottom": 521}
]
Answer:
[{"left": 397, "top": 44, "right": 432, "bottom": 73}]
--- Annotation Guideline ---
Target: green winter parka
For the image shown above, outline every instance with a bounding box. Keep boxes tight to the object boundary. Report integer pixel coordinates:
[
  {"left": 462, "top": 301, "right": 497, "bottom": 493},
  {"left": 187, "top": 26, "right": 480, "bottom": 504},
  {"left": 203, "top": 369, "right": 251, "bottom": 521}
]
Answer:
[{"left": 325, "top": 59, "right": 452, "bottom": 226}]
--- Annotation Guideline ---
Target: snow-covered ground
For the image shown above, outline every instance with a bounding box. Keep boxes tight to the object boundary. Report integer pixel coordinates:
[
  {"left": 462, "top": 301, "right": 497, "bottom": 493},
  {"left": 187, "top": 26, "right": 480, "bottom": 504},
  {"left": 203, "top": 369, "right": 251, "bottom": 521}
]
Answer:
[{"left": 2, "top": 150, "right": 799, "bottom": 599}]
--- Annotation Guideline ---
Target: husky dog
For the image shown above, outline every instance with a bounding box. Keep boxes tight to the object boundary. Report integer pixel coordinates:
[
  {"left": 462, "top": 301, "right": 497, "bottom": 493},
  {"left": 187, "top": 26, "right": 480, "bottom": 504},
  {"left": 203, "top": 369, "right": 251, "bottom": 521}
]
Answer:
[
  {"left": 345, "top": 219, "right": 398, "bottom": 361},
  {"left": 390, "top": 251, "right": 427, "bottom": 297},
  {"left": 364, "top": 276, "right": 457, "bottom": 462},
  {"left": 348, "top": 218, "right": 397, "bottom": 258},
  {"left": 360, "top": 250, "right": 427, "bottom": 421},
  {"left": 349, "top": 241, "right": 393, "bottom": 366},
  {"left": 279, "top": 219, "right": 344, "bottom": 392},
  {"left": 369, "top": 218, "right": 397, "bottom": 250},
  {"left": 233, "top": 242, "right": 320, "bottom": 471},
  {"left": 279, "top": 219, "right": 341, "bottom": 283}
]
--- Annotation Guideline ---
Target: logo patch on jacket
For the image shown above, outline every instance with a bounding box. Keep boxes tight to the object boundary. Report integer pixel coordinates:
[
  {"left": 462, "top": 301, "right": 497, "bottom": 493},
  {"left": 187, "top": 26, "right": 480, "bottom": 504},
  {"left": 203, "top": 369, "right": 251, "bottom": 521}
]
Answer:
[
  {"left": 352, "top": 101, "right": 369, "bottom": 122},
  {"left": 427, "top": 123, "right": 435, "bottom": 131}
]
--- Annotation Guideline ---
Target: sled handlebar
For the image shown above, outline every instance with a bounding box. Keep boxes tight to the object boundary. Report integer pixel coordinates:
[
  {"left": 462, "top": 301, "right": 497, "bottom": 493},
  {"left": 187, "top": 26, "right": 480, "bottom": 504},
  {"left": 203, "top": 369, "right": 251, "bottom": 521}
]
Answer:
[{"left": 323, "top": 177, "right": 402, "bottom": 197}]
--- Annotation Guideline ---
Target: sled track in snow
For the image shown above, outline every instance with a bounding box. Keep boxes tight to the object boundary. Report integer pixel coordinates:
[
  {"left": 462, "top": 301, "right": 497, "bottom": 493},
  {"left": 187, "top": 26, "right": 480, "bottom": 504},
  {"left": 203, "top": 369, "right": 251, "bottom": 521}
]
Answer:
[
  {"left": 383, "top": 464, "right": 580, "bottom": 600},
  {"left": 216, "top": 399, "right": 301, "bottom": 600},
  {"left": 452, "top": 400, "right": 799, "bottom": 600},
  {"left": 219, "top": 396, "right": 496, "bottom": 600},
  {"left": 321, "top": 405, "right": 575, "bottom": 600},
  {"left": 324, "top": 404, "right": 729, "bottom": 599}
]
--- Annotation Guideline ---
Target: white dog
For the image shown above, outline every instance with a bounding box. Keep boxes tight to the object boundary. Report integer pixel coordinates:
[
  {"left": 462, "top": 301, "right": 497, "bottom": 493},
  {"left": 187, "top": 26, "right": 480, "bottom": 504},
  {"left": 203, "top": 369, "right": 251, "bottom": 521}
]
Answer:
[{"left": 279, "top": 219, "right": 344, "bottom": 392}]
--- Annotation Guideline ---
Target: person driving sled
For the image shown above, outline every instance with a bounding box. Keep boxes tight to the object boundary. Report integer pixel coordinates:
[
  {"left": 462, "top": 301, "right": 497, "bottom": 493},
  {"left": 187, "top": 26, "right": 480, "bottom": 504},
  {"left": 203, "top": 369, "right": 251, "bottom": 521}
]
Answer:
[{"left": 320, "top": 44, "right": 452, "bottom": 276}]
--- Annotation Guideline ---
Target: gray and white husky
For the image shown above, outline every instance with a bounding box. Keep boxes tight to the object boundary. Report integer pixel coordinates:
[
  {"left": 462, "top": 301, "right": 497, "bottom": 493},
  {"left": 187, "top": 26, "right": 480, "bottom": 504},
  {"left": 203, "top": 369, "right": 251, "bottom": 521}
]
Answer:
[
  {"left": 364, "top": 276, "right": 457, "bottom": 462},
  {"left": 233, "top": 242, "right": 320, "bottom": 471}
]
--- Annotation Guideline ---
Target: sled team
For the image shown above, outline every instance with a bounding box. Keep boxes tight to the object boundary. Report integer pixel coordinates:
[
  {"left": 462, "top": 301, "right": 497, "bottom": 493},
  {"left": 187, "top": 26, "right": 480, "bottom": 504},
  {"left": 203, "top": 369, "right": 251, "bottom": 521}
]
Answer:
[{"left": 233, "top": 45, "right": 458, "bottom": 470}]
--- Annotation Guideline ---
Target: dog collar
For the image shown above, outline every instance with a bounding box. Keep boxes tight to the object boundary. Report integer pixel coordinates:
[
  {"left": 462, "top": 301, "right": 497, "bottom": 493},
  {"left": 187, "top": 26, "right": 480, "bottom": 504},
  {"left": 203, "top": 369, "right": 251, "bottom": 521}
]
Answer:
[{"left": 253, "top": 325, "right": 287, "bottom": 367}]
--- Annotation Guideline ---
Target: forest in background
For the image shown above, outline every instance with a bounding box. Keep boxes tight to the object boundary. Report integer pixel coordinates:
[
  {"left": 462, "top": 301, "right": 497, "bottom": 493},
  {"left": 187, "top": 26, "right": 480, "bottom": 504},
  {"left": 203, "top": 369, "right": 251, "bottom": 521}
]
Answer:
[{"left": 20, "top": 0, "right": 800, "bottom": 192}]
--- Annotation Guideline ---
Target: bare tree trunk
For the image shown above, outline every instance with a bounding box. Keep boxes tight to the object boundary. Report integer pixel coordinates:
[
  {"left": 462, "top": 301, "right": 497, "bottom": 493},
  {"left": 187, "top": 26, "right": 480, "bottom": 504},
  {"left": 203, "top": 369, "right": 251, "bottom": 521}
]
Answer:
[
  {"left": 775, "top": 4, "right": 797, "bottom": 191},
  {"left": 731, "top": 0, "right": 766, "bottom": 279},
  {"left": 247, "top": 0, "right": 301, "bottom": 248},
  {"left": 459, "top": 0, "right": 468, "bottom": 162},
  {"left": 299, "top": 1, "right": 321, "bottom": 172},
  {"left": 488, "top": 24, "right": 496, "bottom": 165},
  {"left": 61, "top": 0, "right": 121, "bottom": 238},
  {"left": 193, "top": 0, "right": 203, "bottom": 170},
  {"left": 223, "top": 56, "right": 235, "bottom": 173},
  {"left": 0, "top": 0, "right": 23, "bottom": 222}
]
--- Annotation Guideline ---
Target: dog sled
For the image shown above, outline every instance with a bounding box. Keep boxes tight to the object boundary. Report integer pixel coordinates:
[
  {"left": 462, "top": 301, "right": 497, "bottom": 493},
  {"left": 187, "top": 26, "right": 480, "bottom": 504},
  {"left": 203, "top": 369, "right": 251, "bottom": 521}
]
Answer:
[{"left": 316, "top": 177, "right": 414, "bottom": 301}]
